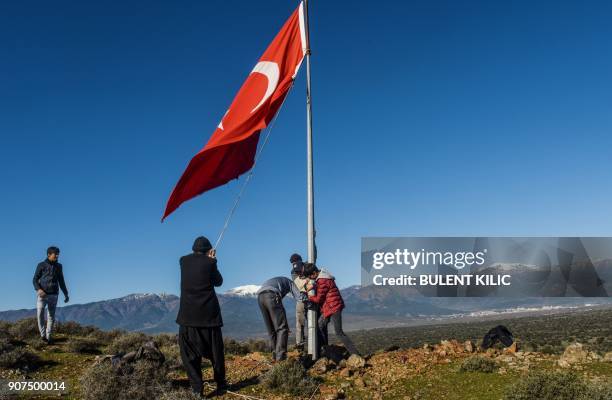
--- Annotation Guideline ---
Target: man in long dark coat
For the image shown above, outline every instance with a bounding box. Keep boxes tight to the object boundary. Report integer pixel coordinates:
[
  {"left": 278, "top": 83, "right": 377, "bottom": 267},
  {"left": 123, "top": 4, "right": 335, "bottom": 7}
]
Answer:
[{"left": 177, "top": 236, "right": 227, "bottom": 396}]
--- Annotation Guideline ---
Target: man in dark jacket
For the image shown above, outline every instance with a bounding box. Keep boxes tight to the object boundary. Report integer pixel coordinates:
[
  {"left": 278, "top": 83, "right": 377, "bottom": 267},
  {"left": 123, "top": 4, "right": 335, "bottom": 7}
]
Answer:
[
  {"left": 33, "top": 246, "right": 69, "bottom": 344},
  {"left": 304, "top": 263, "right": 360, "bottom": 355},
  {"left": 177, "top": 236, "right": 227, "bottom": 396},
  {"left": 257, "top": 276, "right": 305, "bottom": 361}
]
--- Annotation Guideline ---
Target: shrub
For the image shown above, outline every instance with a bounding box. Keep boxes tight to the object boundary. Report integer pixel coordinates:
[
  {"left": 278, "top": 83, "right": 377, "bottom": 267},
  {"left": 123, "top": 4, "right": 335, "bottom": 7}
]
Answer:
[
  {"left": 539, "top": 344, "right": 558, "bottom": 355},
  {"left": 66, "top": 338, "right": 102, "bottom": 354},
  {"left": 159, "top": 343, "right": 183, "bottom": 370},
  {"left": 459, "top": 356, "right": 498, "bottom": 373},
  {"left": 158, "top": 388, "right": 203, "bottom": 400},
  {"left": 590, "top": 384, "right": 612, "bottom": 400},
  {"left": 107, "top": 332, "right": 149, "bottom": 355},
  {"left": 8, "top": 318, "right": 39, "bottom": 341},
  {"left": 223, "top": 337, "right": 268, "bottom": 355},
  {"left": 55, "top": 321, "right": 97, "bottom": 336},
  {"left": 504, "top": 370, "right": 610, "bottom": 400},
  {"left": 224, "top": 338, "right": 250, "bottom": 355},
  {"left": 153, "top": 333, "right": 177, "bottom": 348},
  {"left": 25, "top": 338, "right": 47, "bottom": 351},
  {"left": 0, "top": 347, "right": 42, "bottom": 370},
  {"left": 87, "top": 328, "right": 123, "bottom": 345},
  {"left": 80, "top": 359, "right": 169, "bottom": 400},
  {"left": 0, "top": 321, "right": 12, "bottom": 340},
  {"left": 245, "top": 338, "right": 268, "bottom": 353},
  {"left": 0, "top": 338, "right": 14, "bottom": 353},
  {"left": 260, "top": 359, "right": 318, "bottom": 397}
]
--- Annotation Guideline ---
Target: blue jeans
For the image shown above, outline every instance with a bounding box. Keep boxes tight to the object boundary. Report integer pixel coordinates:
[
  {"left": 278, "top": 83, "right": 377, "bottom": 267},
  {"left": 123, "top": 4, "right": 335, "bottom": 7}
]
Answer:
[{"left": 36, "top": 294, "right": 58, "bottom": 339}]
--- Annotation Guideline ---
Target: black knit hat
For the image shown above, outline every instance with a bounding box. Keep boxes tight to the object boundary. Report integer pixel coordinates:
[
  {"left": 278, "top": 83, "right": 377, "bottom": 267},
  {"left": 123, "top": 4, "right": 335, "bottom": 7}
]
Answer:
[
  {"left": 192, "top": 236, "right": 212, "bottom": 253},
  {"left": 289, "top": 253, "right": 303, "bottom": 264}
]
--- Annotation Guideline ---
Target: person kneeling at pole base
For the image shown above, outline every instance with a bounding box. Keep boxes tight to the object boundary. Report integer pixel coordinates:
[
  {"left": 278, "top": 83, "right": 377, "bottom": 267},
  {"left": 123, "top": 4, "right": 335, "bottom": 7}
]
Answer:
[
  {"left": 257, "top": 276, "right": 306, "bottom": 361},
  {"left": 176, "top": 236, "right": 228, "bottom": 396},
  {"left": 304, "top": 263, "right": 360, "bottom": 356}
]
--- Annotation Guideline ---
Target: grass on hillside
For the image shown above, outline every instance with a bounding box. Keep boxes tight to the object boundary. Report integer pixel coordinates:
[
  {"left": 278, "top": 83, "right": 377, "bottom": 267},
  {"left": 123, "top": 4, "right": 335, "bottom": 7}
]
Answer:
[{"left": 0, "top": 311, "right": 611, "bottom": 399}]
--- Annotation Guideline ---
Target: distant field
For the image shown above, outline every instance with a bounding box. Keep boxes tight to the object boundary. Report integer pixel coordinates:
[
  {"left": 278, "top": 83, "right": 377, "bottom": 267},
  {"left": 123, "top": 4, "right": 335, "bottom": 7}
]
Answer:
[{"left": 345, "top": 308, "right": 612, "bottom": 355}]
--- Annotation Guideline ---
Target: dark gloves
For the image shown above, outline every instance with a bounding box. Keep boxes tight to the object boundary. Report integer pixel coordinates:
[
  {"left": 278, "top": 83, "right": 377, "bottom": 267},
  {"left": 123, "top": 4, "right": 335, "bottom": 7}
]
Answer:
[
  {"left": 304, "top": 301, "right": 316, "bottom": 311},
  {"left": 64, "top": 295, "right": 70, "bottom": 303}
]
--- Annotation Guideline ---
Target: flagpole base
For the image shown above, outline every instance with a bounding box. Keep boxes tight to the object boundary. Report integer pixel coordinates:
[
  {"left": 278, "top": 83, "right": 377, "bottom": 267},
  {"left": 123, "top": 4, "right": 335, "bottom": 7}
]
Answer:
[{"left": 307, "top": 308, "right": 318, "bottom": 360}]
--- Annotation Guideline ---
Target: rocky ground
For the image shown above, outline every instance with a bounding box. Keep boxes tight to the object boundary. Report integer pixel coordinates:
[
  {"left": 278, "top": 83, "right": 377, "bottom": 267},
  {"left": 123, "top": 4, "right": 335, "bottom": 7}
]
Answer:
[{"left": 1, "top": 321, "right": 611, "bottom": 399}]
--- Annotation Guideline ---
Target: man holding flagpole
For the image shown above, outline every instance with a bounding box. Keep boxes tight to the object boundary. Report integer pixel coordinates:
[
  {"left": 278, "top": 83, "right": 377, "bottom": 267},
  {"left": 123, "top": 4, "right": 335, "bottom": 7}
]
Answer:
[{"left": 163, "top": 0, "right": 321, "bottom": 360}]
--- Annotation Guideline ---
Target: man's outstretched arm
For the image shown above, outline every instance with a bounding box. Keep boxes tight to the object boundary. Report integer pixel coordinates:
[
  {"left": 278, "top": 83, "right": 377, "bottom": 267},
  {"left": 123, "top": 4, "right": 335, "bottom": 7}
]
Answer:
[{"left": 58, "top": 266, "right": 69, "bottom": 300}]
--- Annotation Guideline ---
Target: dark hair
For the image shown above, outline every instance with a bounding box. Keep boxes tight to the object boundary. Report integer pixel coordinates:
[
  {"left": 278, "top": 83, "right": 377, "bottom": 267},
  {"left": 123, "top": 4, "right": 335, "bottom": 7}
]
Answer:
[
  {"left": 47, "top": 246, "right": 60, "bottom": 255},
  {"left": 302, "top": 262, "right": 319, "bottom": 277},
  {"left": 289, "top": 253, "right": 303, "bottom": 264}
]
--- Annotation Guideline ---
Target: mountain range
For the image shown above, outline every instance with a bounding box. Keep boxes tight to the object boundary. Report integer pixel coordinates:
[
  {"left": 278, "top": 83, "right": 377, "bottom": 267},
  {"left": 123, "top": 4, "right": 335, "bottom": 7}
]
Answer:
[{"left": 1, "top": 285, "right": 610, "bottom": 339}]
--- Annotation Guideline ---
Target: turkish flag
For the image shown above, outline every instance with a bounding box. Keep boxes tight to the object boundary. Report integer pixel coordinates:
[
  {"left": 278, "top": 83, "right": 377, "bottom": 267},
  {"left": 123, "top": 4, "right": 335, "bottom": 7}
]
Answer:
[{"left": 163, "top": 2, "right": 307, "bottom": 220}]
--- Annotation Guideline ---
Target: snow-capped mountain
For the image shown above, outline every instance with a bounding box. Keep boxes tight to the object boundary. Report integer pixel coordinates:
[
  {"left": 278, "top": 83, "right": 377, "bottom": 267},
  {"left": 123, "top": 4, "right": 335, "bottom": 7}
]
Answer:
[{"left": 225, "top": 285, "right": 261, "bottom": 297}]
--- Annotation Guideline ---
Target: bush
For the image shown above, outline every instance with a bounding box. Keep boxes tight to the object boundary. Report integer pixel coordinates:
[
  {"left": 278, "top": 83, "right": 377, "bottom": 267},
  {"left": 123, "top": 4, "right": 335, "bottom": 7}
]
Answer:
[
  {"left": 8, "top": 318, "right": 39, "bottom": 341},
  {"left": 504, "top": 370, "right": 611, "bottom": 400},
  {"left": 459, "top": 356, "right": 498, "bottom": 373},
  {"left": 224, "top": 337, "right": 268, "bottom": 355},
  {"left": 245, "top": 338, "right": 268, "bottom": 353},
  {"left": 87, "top": 328, "right": 123, "bottom": 345},
  {"left": 0, "top": 338, "right": 14, "bottom": 353},
  {"left": 0, "top": 321, "right": 12, "bottom": 340},
  {"left": 25, "top": 338, "right": 47, "bottom": 351},
  {"left": 55, "top": 321, "right": 97, "bottom": 336},
  {"left": 260, "top": 359, "right": 318, "bottom": 397},
  {"left": 224, "top": 338, "right": 250, "bottom": 355},
  {"left": 591, "top": 384, "right": 612, "bottom": 400},
  {"left": 107, "top": 332, "right": 149, "bottom": 355},
  {"left": 153, "top": 333, "right": 177, "bottom": 348},
  {"left": 159, "top": 343, "right": 184, "bottom": 370},
  {"left": 539, "top": 344, "right": 559, "bottom": 355},
  {"left": 158, "top": 389, "right": 203, "bottom": 400},
  {"left": 66, "top": 338, "right": 102, "bottom": 354},
  {"left": 80, "top": 359, "right": 170, "bottom": 400},
  {"left": 0, "top": 347, "right": 42, "bottom": 370}
]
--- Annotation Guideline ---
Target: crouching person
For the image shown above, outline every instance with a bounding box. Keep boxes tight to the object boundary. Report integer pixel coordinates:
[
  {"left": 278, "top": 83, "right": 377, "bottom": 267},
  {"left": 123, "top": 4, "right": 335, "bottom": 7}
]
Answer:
[
  {"left": 176, "top": 236, "right": 228, "bottom": 396},
  {"left": 304, "top": 263, "right": 360, "bottom": 356},
  {"left": 257, "top": 276, "right": 306, "bottom": 362},
  {"left": 32, "top": 246, "right": 69, "bottom": 344}
]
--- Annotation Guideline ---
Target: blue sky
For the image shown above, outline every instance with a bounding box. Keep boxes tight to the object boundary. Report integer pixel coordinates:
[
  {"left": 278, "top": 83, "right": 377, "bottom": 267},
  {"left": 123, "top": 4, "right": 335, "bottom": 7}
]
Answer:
[{"left": 1, "top": 0, "right": 612, "bottom": 311}]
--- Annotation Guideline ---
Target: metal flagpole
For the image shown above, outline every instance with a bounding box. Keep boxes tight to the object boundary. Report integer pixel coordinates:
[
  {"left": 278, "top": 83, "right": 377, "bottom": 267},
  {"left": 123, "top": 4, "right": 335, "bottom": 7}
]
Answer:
[{"left": 304, "top": 0, "right": 318, "bottom": 361}]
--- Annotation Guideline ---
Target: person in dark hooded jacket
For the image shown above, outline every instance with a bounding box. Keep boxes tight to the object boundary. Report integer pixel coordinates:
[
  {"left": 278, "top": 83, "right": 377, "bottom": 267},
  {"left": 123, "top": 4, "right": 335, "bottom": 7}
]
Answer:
[{"left": 177, "top": 236, "right": 227, "bottom": 396}]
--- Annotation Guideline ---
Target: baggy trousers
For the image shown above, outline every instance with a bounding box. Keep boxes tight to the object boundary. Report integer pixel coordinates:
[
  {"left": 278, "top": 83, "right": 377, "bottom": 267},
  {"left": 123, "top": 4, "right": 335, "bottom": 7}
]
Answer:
[
  {"left": 295, "top": 300, "right": 306, "bottom": 346},
  {"left": 257, "top": 291, "right": 289, "bottom": 361},
  {"left": 178, "top": 325, "right": 226, "bottom": 394},
  {"left": 318, "top": 310, "right": 360, "bottom": 355},
  {"left": 36, "top": 294, "right": 58, "bottom": 340}
]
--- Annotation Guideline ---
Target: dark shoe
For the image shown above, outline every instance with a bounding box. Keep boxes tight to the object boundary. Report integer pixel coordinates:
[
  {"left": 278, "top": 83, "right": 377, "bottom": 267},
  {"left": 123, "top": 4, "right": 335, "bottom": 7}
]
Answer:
[
  {"left": 213, "top": 381, "right": 228, "bottom": 396},
  {"left": 40, "top": 336, "right": 48, "bottom": 344},
  {"left": 46, "top": 338, "right": 54, "bottom": 345}
]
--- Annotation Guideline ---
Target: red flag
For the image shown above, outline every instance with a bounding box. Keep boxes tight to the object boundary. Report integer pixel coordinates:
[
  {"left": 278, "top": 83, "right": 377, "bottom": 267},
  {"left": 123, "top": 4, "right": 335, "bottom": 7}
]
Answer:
[{"left": 163, "top": 2, "right": 307, "bottom": 220}]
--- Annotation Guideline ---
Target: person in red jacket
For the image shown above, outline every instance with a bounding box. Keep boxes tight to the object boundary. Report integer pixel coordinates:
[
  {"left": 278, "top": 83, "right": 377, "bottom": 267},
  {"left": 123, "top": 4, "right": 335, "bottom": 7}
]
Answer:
[{"left": 304, "top": 263, "right": 360, "bottom": 355}]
